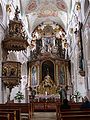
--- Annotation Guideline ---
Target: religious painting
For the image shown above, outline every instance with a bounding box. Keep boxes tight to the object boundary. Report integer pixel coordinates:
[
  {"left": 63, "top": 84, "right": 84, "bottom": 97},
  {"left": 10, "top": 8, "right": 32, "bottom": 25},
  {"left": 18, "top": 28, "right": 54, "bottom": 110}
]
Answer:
[
  {"left": 2, "top": 62, "right": 21, "bottom": 78},
  {"left": 31, "top": 66, "right": 37, "bottom": 87},
  {"left": 2, "top": 61, "right": 21, "bottom": 88},
  {"left": 58, "top": 64, "right": 65, "bottom": 84},
  {"left": 9, "top": 67, "right": 16, "bottom": 76},
  {"left": 43, "top": 37, "right": 54, "bottom": 52}
]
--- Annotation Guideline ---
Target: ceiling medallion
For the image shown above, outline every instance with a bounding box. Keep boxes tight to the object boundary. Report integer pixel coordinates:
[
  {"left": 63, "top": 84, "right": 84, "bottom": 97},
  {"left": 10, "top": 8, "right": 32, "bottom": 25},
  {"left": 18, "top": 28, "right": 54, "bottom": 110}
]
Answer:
[
  {"left": 56, "top": 0, "right": 67, "bottom": 11},
  {"left": 2, "top": 6, "right": 29, "bottom": 51},
  {"left": 26, "top": 0, "right": 37, "bottom": 13}
]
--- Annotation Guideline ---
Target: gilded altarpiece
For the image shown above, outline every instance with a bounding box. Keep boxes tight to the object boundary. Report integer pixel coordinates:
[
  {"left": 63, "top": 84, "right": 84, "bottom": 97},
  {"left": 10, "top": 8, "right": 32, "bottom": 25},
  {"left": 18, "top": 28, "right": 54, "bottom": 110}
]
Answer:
[
  {"left": 29, "top": 59, "right": 69, "bottom": 95},
  {"left": 28, "top": 22, "right": 71, "bottom": 95}
]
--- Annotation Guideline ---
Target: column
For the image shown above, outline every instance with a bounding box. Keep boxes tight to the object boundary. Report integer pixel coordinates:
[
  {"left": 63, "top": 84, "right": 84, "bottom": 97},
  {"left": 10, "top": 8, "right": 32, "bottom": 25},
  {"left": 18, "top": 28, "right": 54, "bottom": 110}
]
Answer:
[{"left": 0, "top": 26, "right": 5, "bottom": 103}]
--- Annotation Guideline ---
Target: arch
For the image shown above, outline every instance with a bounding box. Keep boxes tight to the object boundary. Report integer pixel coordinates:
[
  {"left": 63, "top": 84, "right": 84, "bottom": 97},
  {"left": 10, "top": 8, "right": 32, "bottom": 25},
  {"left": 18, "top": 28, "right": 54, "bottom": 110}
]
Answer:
[
  {"left": 84, "top": 0, "right": 89, "bottom": 14},
  {"left": 31, "top": 18, "right": 65, "bottom": 33}
]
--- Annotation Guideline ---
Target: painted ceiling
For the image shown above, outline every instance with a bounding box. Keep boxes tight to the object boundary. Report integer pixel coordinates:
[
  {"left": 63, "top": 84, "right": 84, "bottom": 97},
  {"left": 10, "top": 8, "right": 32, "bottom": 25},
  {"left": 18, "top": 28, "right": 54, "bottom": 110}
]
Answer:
[{"left": 13, "top": 0, "right": 71, "bottom": 33}]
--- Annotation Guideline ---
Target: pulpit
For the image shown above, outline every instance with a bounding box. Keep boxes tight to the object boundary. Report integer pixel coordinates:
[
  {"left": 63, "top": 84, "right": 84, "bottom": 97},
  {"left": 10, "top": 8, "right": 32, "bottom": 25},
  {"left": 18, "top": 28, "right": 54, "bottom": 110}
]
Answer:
[{"left": 1, "top": 6, "right": 28, "bottom": 102}]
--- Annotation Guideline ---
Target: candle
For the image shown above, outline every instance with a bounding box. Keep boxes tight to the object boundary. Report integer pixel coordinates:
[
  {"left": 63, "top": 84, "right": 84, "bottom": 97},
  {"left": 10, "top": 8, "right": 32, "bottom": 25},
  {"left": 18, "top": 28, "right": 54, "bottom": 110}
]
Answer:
[{"left": 45, "top": 91, "right": 47, "bottom": 96}]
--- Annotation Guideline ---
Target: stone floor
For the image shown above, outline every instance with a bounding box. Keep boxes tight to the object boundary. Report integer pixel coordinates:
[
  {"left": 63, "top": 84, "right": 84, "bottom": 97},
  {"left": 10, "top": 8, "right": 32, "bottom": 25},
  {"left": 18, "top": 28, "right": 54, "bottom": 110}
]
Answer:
[
  {"left": 31, "top": 112, "right": 56, "bottom": 120},
  {"left": 21, "top": 112, "right": 56, "bottom": 120}
]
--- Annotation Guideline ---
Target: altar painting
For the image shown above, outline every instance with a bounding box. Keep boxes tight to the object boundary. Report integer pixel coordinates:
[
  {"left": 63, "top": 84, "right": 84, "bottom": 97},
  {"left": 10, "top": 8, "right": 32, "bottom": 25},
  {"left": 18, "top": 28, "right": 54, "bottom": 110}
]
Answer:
[
  {"left": 31, "top": 66, "right": 37, "bottom": 86},
  {"left": 58, "top": 64, "right": 65, "bottom": 84}
]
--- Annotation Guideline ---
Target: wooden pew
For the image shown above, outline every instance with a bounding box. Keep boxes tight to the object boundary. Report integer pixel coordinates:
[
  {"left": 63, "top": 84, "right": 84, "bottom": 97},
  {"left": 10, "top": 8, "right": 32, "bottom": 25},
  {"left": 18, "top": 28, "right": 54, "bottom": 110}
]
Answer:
[
  {"left": 0, "top": 112, "right": 13, "bottom": 120},
  {"left": 0, "top": 109, "right": 21, "bottom": 120},
  {"left": 0, "top": 103, "right": 33, "bottom": 119},
  {"left": 0, "top": 102, "right": 57, "bottom": 119},
  {"left": 0, "top": 102, "right": 57, "bottom": 112},
  {"left": 56, "top": 102, "right": 90, "bottom": 120},
  {"left": 0, "top": 103, "right": 29, "bottom": 113},
  {"left": 0, "top": 114, "right": 9, "bottom": 120},
  {"left": 59, "top": 110, "right": 90, "bottom": 120}
]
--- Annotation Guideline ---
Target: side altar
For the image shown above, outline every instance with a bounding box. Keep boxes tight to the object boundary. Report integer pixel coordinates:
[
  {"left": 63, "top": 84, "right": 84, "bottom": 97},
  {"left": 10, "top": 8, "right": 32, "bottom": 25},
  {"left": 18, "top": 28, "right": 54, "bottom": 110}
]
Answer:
[{"left": 27, "top": 22, "right": 71, "bottom": 98}]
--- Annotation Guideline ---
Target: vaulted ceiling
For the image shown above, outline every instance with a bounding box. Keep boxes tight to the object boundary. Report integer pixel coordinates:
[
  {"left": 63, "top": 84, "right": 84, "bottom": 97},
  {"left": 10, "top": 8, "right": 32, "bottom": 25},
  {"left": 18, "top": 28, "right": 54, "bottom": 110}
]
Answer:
[{"left": 20, "top": 0, "right": 71, "bottom": 32}]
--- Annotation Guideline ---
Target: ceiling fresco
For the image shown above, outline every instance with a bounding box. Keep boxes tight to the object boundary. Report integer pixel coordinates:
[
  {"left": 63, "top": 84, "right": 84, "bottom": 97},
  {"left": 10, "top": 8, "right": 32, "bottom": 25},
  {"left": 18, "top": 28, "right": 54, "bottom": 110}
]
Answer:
[
  {"left": 24, "top": 0, "right": 68, "bottom": 13},
  {"left": 5, "top": 0, "right": 71, "bottom": 33},
  {"left": 12, "top": 0, "right": 71, "bottom": 33}
]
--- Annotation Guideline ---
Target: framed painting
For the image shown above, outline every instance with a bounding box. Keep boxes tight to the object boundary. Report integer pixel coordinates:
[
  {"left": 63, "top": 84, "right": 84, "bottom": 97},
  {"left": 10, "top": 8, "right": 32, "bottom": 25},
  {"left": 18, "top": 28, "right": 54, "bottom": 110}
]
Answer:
[
  {"left": 31, "top": 66, "right": 37, "bottom": 87},
  {"left": 58, "top": 64, "right": 65, "bottom": 84}
]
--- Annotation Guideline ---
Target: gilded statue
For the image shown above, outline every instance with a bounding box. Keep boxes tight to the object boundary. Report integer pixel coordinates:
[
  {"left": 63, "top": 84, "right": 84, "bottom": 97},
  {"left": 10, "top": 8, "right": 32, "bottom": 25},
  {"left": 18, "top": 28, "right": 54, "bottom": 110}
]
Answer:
[
  {"left": 37, "top": 68, "right": 57, "bottom": 95},
  {"left": 42, "top": 73, "right": 54, "bottom": 88}
]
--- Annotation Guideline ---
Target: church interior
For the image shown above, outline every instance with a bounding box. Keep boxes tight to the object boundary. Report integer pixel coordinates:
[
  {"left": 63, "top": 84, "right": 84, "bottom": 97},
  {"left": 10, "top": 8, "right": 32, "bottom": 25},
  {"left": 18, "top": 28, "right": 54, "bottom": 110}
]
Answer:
[{"left": 0, "top": 0, "right": 90, "bottom": 120}]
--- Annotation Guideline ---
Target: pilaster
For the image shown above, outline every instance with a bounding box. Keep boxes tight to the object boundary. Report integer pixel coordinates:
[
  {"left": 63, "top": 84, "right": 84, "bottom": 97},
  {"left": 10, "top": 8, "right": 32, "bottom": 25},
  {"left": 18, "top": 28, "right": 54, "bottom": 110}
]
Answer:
[{"left": 0, "top": 25, "right": 5, "bottom": 103}]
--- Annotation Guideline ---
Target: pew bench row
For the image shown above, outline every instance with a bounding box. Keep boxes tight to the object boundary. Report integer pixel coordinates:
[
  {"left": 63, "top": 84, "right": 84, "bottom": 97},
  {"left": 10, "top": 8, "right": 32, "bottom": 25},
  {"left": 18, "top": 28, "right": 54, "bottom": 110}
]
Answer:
[
  {"left": 0, "top": 109, "right": 21, "bottom": 120},
  {"left": 57, "top": 110, "right": 90, "bottom": 120}
]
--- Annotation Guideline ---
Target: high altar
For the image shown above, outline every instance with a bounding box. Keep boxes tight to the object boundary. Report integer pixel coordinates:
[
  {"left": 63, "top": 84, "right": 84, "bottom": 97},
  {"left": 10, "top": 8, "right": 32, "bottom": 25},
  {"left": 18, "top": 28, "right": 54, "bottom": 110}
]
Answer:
[{"left": 27, "top": 22, "right": 71, "bottom": 96}]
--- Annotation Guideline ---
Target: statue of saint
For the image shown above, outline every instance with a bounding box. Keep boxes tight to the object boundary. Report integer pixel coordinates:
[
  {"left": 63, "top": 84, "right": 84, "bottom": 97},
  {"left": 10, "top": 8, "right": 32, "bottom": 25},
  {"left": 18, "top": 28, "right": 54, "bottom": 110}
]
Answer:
[
  {"left": 59, "top": 86, "right": 67, "bottom": 103},
  {"left": 38, "top": 67, "right": 56, "bottom": 95},
  {"left": 42, "top": 68, "right": 54, "bottom": 88}
]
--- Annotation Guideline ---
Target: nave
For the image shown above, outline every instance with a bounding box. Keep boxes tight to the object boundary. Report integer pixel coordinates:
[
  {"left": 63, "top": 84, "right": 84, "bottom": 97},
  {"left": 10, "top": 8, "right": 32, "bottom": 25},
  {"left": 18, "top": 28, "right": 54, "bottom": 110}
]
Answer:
[{"left": 0, "top": 1, "right": 90, "bottom": 120}]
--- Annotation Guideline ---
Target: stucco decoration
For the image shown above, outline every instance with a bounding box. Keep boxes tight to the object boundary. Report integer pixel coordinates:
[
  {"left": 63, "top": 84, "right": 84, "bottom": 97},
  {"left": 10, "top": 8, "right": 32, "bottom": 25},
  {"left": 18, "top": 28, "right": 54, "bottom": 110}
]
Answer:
[
  {"left": 56, "top": 0, "right": 67, "bottom": 12},
  {"left": 26, "top": 0, "right": 37, "bottom": 14},
  {"left": 37, "top": 1, "right": 59, "bottom": 17},
  {"left": 38, "top": 9, "right": 58, "bottom": 17},
  {"left": 0, "top": 3, "right": 3, "bottom": 20}
]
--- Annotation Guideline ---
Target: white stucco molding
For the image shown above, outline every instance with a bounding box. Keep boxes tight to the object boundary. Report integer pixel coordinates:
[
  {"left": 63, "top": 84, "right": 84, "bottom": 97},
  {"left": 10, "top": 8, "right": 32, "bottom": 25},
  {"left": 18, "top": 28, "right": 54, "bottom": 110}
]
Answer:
[
  {"left": 83, "top": 4, "right": 90, "bottom": 28},
  {"left": 0, "top": 22, "right": 6, "bottom": 32},
  {"left": 87, "top": 61, "right": 90, "bottom": 78},
  {"left": 87, "top": 60, "right": 90, "bottom": 66},
  {"left": 0, "top": 24, "right": 5, "bottom": 44}
]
